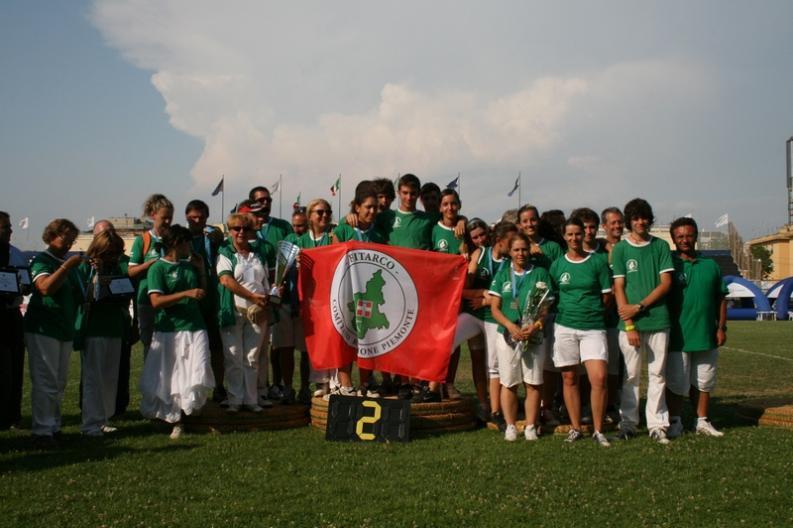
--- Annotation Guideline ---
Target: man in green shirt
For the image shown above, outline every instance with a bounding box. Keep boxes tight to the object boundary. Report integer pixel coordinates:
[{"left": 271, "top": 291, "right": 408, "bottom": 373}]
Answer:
[
  {"left": 375, "top": 174, "right": 433, "bottom": 250},
  {"left": 666, "top": 217, "right": 727, "bottom": 438},
  {"left": 185, "top": 199, "right": 226, "bottom": 402},
  {"left": 612, "top": 198, "right": 673, "bottom": 443}
]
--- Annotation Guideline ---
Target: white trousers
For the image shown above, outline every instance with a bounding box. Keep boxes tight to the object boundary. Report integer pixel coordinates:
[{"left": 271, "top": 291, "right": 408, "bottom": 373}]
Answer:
[
  {"left": 26, "top": 333, "right": 71, "bottom": 437},
  {"left": 619, "top": 330, "right": 670, "bottom": 431},
  {"left": 221, "top": 312, "right": 263, "bottom": 406},
  {"left": 81, "top": 337, "right": 122, "bottom": 434}
]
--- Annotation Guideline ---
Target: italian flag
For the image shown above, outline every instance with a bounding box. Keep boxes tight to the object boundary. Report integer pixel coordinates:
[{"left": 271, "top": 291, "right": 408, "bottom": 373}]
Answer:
[
  {"left": 330, "top": 176, "right": 341, "bottom": 196},
  {"left": 299, "top": 242, "right": 466, "bottom": 382}
]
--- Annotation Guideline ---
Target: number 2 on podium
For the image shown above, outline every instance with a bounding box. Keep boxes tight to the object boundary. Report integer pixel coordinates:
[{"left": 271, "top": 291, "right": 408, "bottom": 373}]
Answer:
[{"left": 355, "top": 400, "right": 382, "bottom": 440}]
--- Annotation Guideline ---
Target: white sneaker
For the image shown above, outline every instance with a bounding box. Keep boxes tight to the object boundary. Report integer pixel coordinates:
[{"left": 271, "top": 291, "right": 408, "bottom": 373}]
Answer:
[
  {"left": 696, "top": 419, "right": 724, "bottom": 437},
  {"left": 524, "top": 425, "right": 539, "bottom": 441},
  {"left": 323, "top": 386, "right": 356, "bottom": 401},
  {"left": 592, "top": 431, "right": 611, "bottom": 447},
  {"left": 668, "top": 418, "right": 684, "bottom": 439},
  {"left": 649, "top": 427, "right": 671, "bottom": 445},
  {"left": 169, "top": 425, "right": 183, "bottom": 440},
  {"left": 313, "top": 383, "right": 330, "bottom": 398},
  {"left": 100, "top": 425, "right": 118, "bottom": 434},
  {"left": 565, "top": 428, "right": 584, "bottom": 443},
  {"left": 504, "top": 424, "right": 518, "bottom": 442}
]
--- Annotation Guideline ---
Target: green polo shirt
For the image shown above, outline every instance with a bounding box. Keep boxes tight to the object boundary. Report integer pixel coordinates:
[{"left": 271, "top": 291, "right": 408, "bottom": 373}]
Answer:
[
  {"left": 256, "top": 217, "right": 293, "bottom": 268},
  {"left": 76, "top": 261, "right": 130, "bottom": 339},
  {"left": 550, "top": 253, "right": 612, "bottom": 331},
  {"left": 130, "top": 231, "right": 164, "bottom": 306},
  {"left": 333, "top": 223, "right": 387, "bottom": 244},
  {"left": 432, "top": 222, "right": 462, "bottom": 254},
  {"left": 295, "top": 230, "right": 332, "bottom": 249},
  {"left": 24, "top": 251, "right": 83, "bottom": 341},
  {"left": 611, "top": 236, "right": 674, "bottom": 332},
  {"left": 529, "top": 239, "right": 564, "bottom": 270},
  {"left": 470, "top": 247, "right": 508, "bottom": 322},
  {"left": 147, "top": 259, "right": 206, "bottom": 332},
  {"left": 668, "top": 253, "right": 727, "bottom": 352},
  {"left": 376, "top": 209, "right": 433, "bottom": 250},
  {"left": 488, "top": 264, "right": 553, "bottom": 333}
]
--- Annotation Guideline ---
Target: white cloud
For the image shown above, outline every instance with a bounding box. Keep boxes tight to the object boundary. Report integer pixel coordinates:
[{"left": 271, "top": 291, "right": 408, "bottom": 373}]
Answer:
[{"left": 90, "top": 1, "right": 714, "bottom": 221}]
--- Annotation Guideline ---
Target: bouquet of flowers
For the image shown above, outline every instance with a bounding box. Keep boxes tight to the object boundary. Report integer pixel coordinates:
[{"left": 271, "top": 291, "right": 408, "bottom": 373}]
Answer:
[{"left": 519, "top": 281, "right": 553, "bottom": 348}]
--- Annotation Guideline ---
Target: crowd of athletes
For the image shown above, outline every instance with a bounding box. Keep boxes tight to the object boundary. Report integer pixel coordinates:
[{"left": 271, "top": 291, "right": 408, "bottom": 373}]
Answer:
[{"left": 0, "top": 173, "right": 727, "bottom": 446}]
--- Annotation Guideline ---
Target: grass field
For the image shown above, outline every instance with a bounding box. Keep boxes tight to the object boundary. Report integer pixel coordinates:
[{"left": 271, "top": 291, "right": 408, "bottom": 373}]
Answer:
[{"left": 1, "top": 321, "right": 792, "bottom": 527}]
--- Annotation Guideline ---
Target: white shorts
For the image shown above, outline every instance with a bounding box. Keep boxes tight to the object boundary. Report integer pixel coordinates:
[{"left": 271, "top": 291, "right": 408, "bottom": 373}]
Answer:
[
  {"left": 484, "top": 321, "right": 500, "bottom": 379},
  {"left": 495, "top": 332, "right": 544, "bottom": 388},
  {"left": 270, "top": 305, "right": 305, "bottom": 349},
  {"left": 553, "top": 324, "right": 608, "bottom": 368},
  {"left": 666, "top": 349, "right": 719, "bottom": 396}
]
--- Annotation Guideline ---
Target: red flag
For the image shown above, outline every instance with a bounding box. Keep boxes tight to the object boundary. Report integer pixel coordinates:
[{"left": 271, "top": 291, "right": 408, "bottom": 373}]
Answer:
[{"left": 299, "top": 242, "right": 466, "bottom": 382}]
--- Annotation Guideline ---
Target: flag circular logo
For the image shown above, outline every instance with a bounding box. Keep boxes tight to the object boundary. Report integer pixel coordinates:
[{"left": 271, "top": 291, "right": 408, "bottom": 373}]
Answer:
[
  {"left": 627, "top": 259, "right": 639, "bottom": 273},
  {"left": 560, "top": 272, "right": 571, "bottom": 285},
  {"left": 330, "top": 249, "right": 419, "bottom": 358}
]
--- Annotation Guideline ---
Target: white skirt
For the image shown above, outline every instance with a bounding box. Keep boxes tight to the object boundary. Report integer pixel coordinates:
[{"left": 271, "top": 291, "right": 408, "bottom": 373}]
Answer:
[{"left": 140, "top": 330, "right": 216, "bottom": 423}]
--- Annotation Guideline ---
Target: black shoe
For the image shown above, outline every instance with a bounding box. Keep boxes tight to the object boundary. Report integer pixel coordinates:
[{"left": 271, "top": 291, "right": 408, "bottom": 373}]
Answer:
[
  {"left": 616, "top": 429, "right": 636, "bottom": 441},
  {"left": 212, "top": 387, "right": 228, "bottom": 403},
  {"left": 490, "top": 412, "right": 507, "bottom": 432},
  {"left": 412, "top": 387, "right": 441, "bottom": 404},
  {"left": 281, "top": 387, "right": 296, "bottom": 405}
]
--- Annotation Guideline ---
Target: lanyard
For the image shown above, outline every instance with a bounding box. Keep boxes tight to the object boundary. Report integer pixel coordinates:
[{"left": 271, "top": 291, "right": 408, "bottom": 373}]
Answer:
[
  {"left": 510, "top": 265, "right": 531, "bottom": 302},
  {"left": 354, "top": 227, "right": 372, "bottom": 242},
  {"left": 311, "top": 232, "right": 328, "bottom": 247},
  {"left": 487, "top": 247, "right": 506, "bottom": 279}
]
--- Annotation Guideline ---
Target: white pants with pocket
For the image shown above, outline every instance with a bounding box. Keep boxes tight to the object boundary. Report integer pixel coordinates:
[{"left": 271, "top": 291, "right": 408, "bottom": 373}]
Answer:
[
  {"left": 666, "top": 349, "right": 719, "bottom": 396},
  {"left": 618, "top": 330, "right": 670, "bottom": 431},
  {"left": 26, "top": 333, "right": 71, "bottom": 437},
  {"left": 81, "top": 337, "right": 121, "bottom": 434},
  {"left": 222, "top": 311, "right": 263, "bottom": 406}
]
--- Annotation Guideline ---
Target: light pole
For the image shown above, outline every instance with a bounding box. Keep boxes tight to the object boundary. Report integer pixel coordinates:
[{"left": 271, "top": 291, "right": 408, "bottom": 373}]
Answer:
[{"left": 787, "top": 136, "right": 793, "bottom": 226}]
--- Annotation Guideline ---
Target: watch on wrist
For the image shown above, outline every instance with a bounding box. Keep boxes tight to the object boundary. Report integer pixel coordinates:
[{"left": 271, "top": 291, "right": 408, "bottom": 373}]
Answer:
[{"left": 637, "top": 303, "right": 645, "bottom": 313}]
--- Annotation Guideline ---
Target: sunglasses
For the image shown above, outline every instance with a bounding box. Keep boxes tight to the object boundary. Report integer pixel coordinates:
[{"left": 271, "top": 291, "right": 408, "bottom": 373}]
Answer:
[
  {"left": 229, "top": 225, "right": 253, "bottom": 232},
  {"left": 312, "top": 209, "right": 332, "bottom": 216},
  {"left": 257, "top": 197, "right": 273, "bottom": 203}
]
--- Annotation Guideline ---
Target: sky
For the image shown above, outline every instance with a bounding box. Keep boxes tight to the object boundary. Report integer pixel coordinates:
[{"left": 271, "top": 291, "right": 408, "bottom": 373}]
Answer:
[{"left": 2, "top": 0, "right": 792, "bottom": 249}]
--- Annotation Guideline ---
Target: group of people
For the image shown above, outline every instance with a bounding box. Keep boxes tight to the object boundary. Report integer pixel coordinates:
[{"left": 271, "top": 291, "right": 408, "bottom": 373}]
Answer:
[{"left": 0, "top": 173, "right": 728, "bottom": 447}]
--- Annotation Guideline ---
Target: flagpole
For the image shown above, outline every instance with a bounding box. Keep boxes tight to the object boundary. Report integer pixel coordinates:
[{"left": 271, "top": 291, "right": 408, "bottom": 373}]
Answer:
[
  {"left": 518, "top": 171, "right": 522, "bottom": 209},
  {"left": 279, "top": 174, "right": 283, "bottom": 219},
  {"left": 221, "top": 174, "right": 225, "bottom": 230},
  {"left": 338, "top": 173, "right": 342, "bottom": 219},
  {"left": 458, "top": 172, "right": 461, "bottom": 199}
]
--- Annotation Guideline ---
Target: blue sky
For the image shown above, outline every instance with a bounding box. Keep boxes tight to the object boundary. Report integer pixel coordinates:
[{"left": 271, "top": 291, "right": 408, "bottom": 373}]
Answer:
[{"left": 2, "top": 1, "right": 793, "bottom": 249}]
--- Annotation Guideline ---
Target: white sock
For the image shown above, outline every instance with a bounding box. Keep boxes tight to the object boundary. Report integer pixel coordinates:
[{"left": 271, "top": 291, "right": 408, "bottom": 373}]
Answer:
[{"left": 697, "top": 416, "right": 709, "bottom": 425}]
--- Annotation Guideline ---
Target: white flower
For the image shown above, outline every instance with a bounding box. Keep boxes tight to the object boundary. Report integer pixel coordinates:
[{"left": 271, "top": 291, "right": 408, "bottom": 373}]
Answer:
[{"left": 535, "top": 281, "right": 548, "bottom": 289}]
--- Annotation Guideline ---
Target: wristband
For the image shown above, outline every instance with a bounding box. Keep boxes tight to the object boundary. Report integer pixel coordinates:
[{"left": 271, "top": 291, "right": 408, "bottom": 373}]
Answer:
[{"left": 624, "top": 324, "right": 636, "bottom": 332}]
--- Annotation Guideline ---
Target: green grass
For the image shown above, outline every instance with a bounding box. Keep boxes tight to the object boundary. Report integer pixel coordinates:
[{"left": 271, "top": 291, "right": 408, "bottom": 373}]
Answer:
[{"left": 2, "top": 321, "right": 793, "bottom": 527}]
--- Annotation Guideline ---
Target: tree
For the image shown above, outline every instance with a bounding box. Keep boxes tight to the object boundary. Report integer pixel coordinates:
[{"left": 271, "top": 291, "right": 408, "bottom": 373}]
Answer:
[{"left": 750, "top": 245, "right": 774, "bottom": 279}]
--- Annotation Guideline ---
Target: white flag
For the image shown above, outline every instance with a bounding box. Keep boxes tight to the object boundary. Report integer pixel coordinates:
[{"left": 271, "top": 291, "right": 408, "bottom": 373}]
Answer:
[
  {"left": 715, "top": 213, "right": 729, "bottom": 228},
  {"left": 18, "top": 217, "right": 29, "bottom": 230},
  {"left": 87, "top": 216, "right": 95, "bottom": 229},
  {"left": 271, "top": 180, "right": 280, "bottom": 193}
]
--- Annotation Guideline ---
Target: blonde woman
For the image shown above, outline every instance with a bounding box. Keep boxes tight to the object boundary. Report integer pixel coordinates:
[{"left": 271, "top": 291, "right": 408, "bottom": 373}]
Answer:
[{"left": 216, "top": 213, "right": 272, "bottom": 413}]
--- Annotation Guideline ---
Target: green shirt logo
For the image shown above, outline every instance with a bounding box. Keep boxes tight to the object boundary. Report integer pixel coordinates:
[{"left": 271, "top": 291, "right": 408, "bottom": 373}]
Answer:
[
  {"left": 627, "top": 259, "right": 639, "bottom": 273},
  {"left": 560, "top": 272, "right": 571, "bottom": 285}
]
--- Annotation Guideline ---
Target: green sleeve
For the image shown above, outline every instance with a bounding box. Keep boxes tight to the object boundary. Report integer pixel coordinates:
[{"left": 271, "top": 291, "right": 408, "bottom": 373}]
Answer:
[
  {"left": 611, "top": 243, "right": 626, "bottom": 277},
  {"left": 657, "top": 240, "right": 674, "bottom": 272},
  {"left": 548, "top": 259, "right": 560, "bottom": 293},
  {"left": 597, "top": 259, "right": 612, "bottom": 292},
  {"left": 30, "top": 254, "right": 55, "bottom": 281},
  {"left": 333, "top": 224, "right": 350, "bottom": 242},
  {"left": 130, "top": 236, "right": 143, "bottom": 265},
  {"left": 146, "top": 263, "right": 165, "bottom": 294}
]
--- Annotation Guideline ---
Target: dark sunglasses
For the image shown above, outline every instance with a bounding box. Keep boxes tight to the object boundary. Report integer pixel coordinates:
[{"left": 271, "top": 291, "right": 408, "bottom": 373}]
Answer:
[
  {"left": 312, "top": 209, "right": 332, "bottom": 216},
  {"left": 229, "top": 225, "right": 253, "bottom": 232}
]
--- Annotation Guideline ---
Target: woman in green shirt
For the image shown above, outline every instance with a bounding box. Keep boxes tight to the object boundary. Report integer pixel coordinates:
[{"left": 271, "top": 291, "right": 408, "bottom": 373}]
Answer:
[
  {"left": 549, "top": 219, "right": 612, "bottom": 447},
  {"left": 77, "top": 228, "right": 130, "bottom": 437},
  {"left": 140, "top": 225, "right": 214, "bottom": 440},
  {"left": 489, "top": 233, "right": 553, "bottom": 442},
  {"left": 24, "top": 219, "right": 83, "bottom": 446}
]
